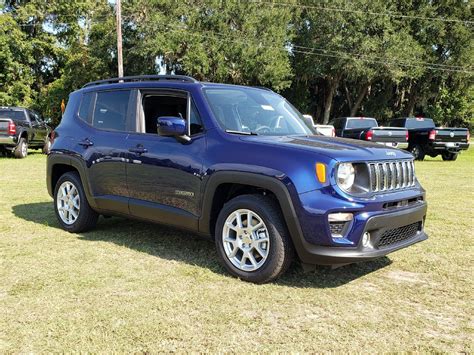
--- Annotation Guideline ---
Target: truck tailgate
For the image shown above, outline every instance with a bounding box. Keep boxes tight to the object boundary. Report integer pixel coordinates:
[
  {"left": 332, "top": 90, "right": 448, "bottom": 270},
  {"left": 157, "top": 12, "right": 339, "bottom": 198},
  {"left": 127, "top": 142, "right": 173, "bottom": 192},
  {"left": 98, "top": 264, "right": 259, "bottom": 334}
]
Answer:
[
  {"left": 434, "top": 128, "right": 469, "bottom": 143},
  {"left": 371, "top": 127, "right": 407, "bottom": 143},
  {"left": 0, "top": 119, "right": 12, "bottom": 135}
]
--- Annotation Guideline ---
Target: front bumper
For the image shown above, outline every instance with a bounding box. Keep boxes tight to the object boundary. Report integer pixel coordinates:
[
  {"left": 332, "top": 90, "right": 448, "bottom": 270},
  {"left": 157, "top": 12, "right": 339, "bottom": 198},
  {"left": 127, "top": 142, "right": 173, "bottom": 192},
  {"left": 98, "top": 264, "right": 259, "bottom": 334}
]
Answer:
[{"left": 295, "top": 201, "right": 428, "bottom": 265}]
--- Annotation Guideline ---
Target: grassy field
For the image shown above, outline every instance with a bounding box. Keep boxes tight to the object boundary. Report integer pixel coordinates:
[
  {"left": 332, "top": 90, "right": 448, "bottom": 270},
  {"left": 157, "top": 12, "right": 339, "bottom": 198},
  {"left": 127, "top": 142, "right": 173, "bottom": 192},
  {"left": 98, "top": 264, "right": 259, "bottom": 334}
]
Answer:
[{"left": 1, "top": 148, "right": 473, "bottom": 352}]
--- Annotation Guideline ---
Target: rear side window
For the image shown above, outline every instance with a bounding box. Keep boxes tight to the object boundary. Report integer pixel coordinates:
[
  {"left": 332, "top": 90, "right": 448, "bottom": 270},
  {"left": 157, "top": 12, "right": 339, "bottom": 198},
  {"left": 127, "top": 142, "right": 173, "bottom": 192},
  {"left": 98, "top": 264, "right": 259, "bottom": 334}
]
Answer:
[
  {"left": 92, "top": 91, "right": 130, "bottom": 131},
  {"left": 78, "top": 92, "right": 94, "bottom": 124}
]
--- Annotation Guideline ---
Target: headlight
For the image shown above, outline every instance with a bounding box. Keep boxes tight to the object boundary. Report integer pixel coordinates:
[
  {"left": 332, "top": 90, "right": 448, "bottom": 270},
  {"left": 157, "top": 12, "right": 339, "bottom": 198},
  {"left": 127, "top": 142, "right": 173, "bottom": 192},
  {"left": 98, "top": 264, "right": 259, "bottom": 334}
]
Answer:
[{"left": 337, "top": 163, "right": 355, "bottom": 191}]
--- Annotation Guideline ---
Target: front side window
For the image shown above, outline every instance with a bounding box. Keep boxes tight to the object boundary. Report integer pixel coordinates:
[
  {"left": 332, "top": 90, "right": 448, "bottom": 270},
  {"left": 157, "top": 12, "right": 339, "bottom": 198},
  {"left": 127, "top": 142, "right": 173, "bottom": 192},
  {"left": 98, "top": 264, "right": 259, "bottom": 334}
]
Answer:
[
  {"left": 92, "top": 90, "right": 130, "bottom": 131},
  {"left": 204, "top": 88, "right": 313, "bottom": 136},
  {"left": 141, "top": 93, "right": 203, "bottom": 136}
]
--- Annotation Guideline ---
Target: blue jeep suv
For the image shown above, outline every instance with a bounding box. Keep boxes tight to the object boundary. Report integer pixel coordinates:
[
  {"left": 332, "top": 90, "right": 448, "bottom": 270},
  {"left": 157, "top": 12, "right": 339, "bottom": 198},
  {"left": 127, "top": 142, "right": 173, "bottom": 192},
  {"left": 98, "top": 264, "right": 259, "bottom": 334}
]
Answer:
[{"left": 47, "top": 75, "right": 428, "bottom": 283}]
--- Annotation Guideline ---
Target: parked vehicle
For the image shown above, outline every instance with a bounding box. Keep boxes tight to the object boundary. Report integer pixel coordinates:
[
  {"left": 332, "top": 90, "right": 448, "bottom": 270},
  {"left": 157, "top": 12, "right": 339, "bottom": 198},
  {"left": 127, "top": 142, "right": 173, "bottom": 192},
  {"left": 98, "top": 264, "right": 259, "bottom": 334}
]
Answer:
[
  {"left": 0, "top": 106, "right": 52, "bottom": 158},
  {"left": 389, "top": 117, "right": 470, "bottom": 161},
  {"left": 302, "top": 114, "right": 335, "bottom": 137},
  {"left": 331, "top": 117, "right": 409, "bottom": 149},
  {"left": 47, "top": 75, "right": 428, "bottom": 283}
]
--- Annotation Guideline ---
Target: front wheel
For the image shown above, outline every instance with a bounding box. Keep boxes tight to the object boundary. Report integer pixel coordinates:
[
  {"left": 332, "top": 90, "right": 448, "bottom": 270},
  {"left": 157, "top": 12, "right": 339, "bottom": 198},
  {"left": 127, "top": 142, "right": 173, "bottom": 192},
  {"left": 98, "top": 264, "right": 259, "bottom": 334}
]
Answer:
[
  {"left": 215, "top": 194, "right": 294, "bottom": 283},
  {"left": 54, "top": 172, "right": 98, "bottom": 233},
  {"left": 409, "top": 144, "right": 425, "bottom": 161},
  {"left": 442, "top": 152, "right": 458, "bottom": 161}
]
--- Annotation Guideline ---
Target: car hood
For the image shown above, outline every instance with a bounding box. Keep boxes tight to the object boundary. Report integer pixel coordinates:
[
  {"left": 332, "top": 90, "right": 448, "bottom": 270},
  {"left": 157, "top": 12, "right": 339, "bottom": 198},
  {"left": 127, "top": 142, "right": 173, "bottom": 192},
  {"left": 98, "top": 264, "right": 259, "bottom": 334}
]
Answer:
[{"left": 239, "top": 135, "right": 413, "bottom": 162}]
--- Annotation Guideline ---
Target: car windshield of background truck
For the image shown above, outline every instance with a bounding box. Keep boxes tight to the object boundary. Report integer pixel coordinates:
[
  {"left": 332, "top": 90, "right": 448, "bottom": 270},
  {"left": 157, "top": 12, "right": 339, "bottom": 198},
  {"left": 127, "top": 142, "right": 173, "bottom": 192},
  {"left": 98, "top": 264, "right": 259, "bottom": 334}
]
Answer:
[{"left": 204, "top": 88, "right": 313, "bottom": 136}]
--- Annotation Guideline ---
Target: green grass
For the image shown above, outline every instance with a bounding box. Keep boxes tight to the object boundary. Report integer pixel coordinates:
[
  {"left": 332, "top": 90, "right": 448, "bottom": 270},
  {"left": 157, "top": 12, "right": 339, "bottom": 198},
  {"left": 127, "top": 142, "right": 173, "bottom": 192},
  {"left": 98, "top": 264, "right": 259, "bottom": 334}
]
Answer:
[{"left": 1, "top": 149, "right": 473, "bottom": 352}]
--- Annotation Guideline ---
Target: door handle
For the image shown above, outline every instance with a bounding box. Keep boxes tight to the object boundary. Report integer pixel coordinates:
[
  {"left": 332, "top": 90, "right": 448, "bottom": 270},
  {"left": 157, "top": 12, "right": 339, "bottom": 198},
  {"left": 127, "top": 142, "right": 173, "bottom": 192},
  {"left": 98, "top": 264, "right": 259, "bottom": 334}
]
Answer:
[
  {"left": 78, "top": 139, "right": 94, "bottom": 147},
  {"left": 128, "top": 146, "right": 147, "bottom": 155}
]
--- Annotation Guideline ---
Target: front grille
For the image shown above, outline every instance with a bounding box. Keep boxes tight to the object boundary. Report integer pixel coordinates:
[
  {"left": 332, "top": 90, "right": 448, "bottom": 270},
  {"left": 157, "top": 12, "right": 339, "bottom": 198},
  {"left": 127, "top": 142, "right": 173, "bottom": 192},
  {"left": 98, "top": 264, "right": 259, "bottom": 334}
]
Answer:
[
  {"left": 377, "top": 222, "right": 421, "bottom": 248},
  {"left": 368, "top": 160, "right": 415, "bottom": 192}
]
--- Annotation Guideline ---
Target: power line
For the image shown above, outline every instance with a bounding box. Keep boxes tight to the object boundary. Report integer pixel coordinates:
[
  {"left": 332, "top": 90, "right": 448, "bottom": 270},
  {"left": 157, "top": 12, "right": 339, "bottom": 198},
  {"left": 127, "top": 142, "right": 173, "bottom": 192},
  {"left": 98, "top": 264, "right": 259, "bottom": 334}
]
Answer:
[
  {"left": 159, "top": 23, "right": 474, "bottom": 74},
  {"left": 249, "top": 0, "right": 474, "bottom": 25},
  {"left": 291, "top": 44, "right": 470, "bottom": 70}
]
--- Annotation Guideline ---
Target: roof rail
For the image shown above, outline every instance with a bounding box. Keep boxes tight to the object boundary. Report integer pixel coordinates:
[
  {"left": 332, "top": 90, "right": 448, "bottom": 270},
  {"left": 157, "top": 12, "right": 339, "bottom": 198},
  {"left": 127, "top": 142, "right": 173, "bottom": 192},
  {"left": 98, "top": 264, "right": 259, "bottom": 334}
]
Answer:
[
  {"left": 253, "top": 86, "right": 273, "bottom": 92},
  {"left": 82, "top": 75, "right": 198, "bottom": 88}
]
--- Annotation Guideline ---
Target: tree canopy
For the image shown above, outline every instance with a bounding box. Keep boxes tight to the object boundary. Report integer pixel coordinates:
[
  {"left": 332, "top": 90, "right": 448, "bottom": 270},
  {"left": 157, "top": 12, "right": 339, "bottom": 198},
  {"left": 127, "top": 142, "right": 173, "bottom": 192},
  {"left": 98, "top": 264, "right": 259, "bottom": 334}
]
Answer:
[{"left": 0, "top": 0, "right": 472, "bottom": 128}]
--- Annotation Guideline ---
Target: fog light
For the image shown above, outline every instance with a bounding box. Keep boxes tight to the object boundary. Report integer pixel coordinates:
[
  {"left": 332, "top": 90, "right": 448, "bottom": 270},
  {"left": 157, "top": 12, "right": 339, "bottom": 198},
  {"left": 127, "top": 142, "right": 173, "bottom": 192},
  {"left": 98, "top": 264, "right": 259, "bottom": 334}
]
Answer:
[{"left": 362, "top": 232, "right": 371, "bottom": 247}]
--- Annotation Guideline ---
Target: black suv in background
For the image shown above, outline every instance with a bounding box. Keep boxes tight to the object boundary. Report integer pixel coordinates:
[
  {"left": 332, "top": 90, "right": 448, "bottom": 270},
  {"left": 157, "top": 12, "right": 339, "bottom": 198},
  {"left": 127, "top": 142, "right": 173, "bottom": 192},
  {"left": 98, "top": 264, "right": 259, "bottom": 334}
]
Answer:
[
  {"left": 0, "top": 106, "right": 52, "bottom": 158},
  {"left": 389, "top": 117, "right": 470, "bottom": 161}
]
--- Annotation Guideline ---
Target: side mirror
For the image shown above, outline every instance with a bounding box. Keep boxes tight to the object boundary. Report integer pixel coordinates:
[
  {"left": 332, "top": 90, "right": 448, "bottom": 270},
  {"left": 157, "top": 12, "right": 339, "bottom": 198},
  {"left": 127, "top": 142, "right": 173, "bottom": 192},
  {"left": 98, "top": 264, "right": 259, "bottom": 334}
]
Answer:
[{"left": 157, "top": 116, "right": 190, "bottom": 141}]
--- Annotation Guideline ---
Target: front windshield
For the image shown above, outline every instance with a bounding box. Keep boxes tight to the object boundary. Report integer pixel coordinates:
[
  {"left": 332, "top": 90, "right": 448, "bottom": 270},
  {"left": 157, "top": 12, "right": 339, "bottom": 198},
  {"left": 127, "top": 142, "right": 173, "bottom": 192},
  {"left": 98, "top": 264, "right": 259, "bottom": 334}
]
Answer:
[{"left": 204, "top": 87, "right": 313, "bottom": 136}]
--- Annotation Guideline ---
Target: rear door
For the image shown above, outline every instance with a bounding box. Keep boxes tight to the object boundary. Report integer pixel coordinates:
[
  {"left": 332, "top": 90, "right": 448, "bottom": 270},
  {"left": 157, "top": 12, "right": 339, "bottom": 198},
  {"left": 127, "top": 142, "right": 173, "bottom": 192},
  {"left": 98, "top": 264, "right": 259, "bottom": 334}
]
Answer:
[
  {"left": 76, "top": 90, "right": 134, "bottom": 214},
  {"left": 125, "top": 88, "right": 206, "bottom": 229}
]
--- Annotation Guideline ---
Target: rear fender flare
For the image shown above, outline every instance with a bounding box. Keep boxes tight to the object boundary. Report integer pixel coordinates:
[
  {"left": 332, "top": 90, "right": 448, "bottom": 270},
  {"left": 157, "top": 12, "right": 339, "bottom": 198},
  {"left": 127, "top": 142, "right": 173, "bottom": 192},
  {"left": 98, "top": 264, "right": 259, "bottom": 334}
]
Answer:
[{"left": 47, "top": 153, "right": 98, "bottom": 209}]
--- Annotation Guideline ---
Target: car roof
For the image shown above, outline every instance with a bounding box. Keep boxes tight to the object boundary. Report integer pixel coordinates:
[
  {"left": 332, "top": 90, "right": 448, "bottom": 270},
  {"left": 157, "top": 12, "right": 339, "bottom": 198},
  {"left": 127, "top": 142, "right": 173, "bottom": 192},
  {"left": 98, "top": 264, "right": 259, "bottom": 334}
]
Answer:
[{"left": 77, "top": 75, "right": 273, "bottom": 95}]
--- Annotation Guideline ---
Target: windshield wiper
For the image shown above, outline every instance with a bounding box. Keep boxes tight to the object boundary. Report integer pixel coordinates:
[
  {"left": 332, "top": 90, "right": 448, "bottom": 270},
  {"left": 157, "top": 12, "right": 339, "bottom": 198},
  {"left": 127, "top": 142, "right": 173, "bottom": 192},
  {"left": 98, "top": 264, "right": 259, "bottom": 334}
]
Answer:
[{"left": 225, "top": 129, "right": 258, "bottom": 135}]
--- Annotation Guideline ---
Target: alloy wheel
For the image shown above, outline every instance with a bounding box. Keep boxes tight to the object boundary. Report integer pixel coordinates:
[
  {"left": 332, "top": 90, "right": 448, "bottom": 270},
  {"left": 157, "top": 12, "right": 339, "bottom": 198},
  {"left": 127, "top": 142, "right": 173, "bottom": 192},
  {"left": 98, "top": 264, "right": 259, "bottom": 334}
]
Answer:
[
  {"left": 222, "top": 209, "right": 270, "bottom": 272},
  {"left": 56, "top": 181, "right": 80, "bottom": 225}
]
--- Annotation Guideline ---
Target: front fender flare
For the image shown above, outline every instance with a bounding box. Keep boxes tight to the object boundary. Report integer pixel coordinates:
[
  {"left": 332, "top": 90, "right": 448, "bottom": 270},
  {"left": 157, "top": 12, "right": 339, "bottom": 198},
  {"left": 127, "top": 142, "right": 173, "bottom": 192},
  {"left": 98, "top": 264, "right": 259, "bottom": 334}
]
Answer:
[{"left": 199, "top": 171, "right": 308, "bottom": 259}]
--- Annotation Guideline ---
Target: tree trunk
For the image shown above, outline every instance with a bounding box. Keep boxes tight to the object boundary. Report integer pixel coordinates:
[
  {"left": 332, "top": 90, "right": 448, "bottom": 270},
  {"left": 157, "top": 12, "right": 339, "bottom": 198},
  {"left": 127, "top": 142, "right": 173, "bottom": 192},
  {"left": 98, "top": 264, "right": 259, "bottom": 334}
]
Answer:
[
  {"left": 322, "top": 74, "right": 341, "bottom": 124},
  {"left": 404, "top": 81, "right": 417, "bottom": 116},
  {"left": 350, "top": 82, "right": 370, "bottom": 117},
  {"left": 344, "top": 82, "right": 352, "bottom": 112}
]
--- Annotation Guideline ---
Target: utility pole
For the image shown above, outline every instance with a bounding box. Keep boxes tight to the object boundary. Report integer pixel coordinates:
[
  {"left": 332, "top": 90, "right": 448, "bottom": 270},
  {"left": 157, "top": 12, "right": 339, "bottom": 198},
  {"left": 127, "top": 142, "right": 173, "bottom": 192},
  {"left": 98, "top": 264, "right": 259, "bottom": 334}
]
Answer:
[{"left": 116, "top": 0, "right": 124, "bottom": 78}]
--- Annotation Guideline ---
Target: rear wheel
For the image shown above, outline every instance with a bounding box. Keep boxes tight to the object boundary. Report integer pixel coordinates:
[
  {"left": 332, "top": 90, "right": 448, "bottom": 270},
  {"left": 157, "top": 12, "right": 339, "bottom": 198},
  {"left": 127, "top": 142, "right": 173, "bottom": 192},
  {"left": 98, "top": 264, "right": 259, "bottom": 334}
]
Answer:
[
  {"left": 442, "top": 152, "right": 458, "bottom": 161},
  {"left": 54, "top": 172, "right": 98, "bottom": 233},
  {"left": 215, "top": 194, "right": 293, "bottom": 283},
  {"left": 13, "top": 138, "right": 28, "bottom": 159},
  {"left": 409, "top": 144, "right": 425, "bottom": 161}
]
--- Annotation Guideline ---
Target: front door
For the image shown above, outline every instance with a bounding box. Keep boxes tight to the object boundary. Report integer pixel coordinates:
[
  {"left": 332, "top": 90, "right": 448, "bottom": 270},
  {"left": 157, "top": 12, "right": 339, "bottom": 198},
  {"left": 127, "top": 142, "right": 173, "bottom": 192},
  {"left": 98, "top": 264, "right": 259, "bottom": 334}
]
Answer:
[{"left": 125, "top": 89, "right": 205, "bottom": 229}]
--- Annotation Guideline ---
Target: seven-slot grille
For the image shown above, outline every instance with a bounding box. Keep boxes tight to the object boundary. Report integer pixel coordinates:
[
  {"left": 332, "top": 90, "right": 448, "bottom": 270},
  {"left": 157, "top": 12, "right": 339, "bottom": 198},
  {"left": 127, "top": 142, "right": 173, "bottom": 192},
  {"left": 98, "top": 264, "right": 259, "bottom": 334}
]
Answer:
[{"left": 368, "top": 160, "right": 415, "bottom": 192}]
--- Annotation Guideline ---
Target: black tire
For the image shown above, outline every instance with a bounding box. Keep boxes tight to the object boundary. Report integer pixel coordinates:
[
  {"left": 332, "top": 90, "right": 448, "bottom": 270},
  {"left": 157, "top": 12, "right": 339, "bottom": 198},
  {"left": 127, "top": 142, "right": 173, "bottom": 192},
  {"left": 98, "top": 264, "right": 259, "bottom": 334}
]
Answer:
[
  {"left": 13, "top": 138, "right": 28, "bottom": 159},
  {"left": 42, "top": 137, "right": 52, "bottom": 154},
  {"left": 409, "top": 144, "right": 425, "bottom": 161},
  {"left": 442, "top": 152, "right": 458, "bottom": 161},
  {"left": 215, "top": 194, "right": 294, "bottom": 283},
  {"left": 53, "top": 171, "right": 98, "bottom": 233}
]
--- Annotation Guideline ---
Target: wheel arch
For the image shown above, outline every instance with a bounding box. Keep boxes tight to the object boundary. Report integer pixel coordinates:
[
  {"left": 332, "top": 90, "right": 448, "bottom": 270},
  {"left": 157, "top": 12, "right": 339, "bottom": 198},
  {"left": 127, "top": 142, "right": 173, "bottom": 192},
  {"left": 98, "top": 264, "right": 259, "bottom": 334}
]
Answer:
[
  {"left": 199, "top": 172, "right": 306, "bottom": 256},
  {"left": 47, "top": 153, "right": 97, "bottom": 208}
]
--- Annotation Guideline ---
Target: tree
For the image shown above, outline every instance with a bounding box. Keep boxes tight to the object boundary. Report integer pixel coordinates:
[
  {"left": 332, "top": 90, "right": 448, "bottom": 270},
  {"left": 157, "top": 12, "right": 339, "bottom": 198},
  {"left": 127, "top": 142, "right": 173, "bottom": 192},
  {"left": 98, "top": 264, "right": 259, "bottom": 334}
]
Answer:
[{"left": 125, "top": 0, "right": 294, "bottom": 90}]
